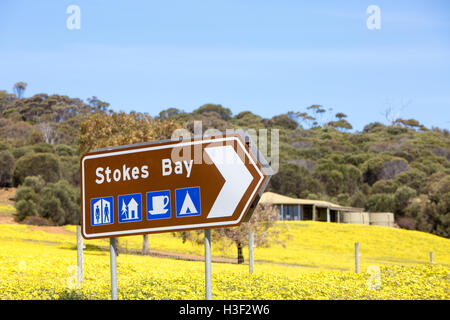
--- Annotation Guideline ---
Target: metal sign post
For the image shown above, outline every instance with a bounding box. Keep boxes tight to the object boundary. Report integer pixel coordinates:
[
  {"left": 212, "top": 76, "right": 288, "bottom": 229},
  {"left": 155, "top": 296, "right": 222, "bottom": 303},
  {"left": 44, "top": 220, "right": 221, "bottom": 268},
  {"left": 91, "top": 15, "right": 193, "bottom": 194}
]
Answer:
[
  {"left": 204, "top": 229, "right": 212, "bottom": 300},
  {"left": 76, "top": 225, "right": 84, "bottom": 284},
  {"left": 249, "top": 230, "right": 254, "bottom": 274},
  {"left": 110, "top": 237, "right": 118, "bottom": 300}
]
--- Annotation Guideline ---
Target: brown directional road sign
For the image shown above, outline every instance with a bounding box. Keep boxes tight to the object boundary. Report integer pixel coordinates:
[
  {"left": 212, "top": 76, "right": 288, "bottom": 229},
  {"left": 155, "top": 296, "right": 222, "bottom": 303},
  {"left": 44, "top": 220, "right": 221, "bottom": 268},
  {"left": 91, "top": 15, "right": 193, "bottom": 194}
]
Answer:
[{"left": 80, "top": 133, "right": 268, "bottom": 239}]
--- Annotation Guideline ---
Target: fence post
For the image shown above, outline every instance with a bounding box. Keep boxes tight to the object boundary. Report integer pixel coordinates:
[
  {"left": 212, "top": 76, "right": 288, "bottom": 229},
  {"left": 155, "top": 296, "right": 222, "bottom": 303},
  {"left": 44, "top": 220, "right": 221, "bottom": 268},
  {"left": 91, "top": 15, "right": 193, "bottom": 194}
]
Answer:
[
  {"left": 430, "top": 251, "right": 434, "bottom": 264},
  {"left": 76, "top": 225, "right": 84, "bottom": 284},
  {"left": 249, "top": 230, "right": 254, "bottom": 274},
  {"left": 355, "top": 242, "right": 360, "bottom": 274},
  {"left": 204, "top": 229, "right": 212, "bottom": 300}
]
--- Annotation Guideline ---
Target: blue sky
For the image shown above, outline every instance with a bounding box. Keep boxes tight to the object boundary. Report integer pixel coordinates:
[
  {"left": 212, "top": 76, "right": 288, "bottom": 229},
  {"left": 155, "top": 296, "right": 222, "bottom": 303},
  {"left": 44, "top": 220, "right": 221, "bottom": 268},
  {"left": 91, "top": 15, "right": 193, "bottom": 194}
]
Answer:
[{"left": 0, "top": 0, "right": 449, "bottom": 130}]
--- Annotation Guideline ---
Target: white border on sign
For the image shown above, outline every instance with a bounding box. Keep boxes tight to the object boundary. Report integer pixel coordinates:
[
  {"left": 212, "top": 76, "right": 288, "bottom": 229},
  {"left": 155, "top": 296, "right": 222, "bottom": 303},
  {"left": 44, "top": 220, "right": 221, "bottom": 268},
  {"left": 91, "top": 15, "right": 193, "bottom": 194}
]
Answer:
[{"left": 81, "top": 136, "right": 264, "bottom": 239}]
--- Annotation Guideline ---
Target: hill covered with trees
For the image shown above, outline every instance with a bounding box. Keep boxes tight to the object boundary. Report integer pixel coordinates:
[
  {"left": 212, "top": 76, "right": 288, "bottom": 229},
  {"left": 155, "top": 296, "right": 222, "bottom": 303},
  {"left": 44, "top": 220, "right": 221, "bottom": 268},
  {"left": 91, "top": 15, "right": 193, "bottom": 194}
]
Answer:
[{"left": 0, "top": 82, "right": 449, "bottom": 237}]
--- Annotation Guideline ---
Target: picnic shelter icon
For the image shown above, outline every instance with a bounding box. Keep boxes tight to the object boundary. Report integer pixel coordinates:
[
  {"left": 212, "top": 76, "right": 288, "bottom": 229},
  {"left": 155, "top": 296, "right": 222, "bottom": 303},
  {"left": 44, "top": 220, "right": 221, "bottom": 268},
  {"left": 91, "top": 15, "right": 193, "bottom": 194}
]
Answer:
[
  {"left": 91, "top": 196, "right": 114, "bottom": 225},
  {"left": 118, "top": 193, "right": 142, "bottom": 223},
  {"left": 147, "top": 190, "right": 171, "bottom": 220},
  {"left": 175, "top": 187, "right": 201, "bottom": 217}
]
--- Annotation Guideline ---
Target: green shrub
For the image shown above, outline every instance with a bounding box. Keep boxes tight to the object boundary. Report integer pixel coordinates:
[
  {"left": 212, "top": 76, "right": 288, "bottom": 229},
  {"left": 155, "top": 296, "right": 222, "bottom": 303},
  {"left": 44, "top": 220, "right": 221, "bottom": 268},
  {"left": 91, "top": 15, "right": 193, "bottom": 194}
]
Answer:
[
  {"left": 418, "top": 192, "right": 450, "bottom": 238},
  {"left": 269, "top": 163, "right": 322, "bottom": 198},
  {"left": 361, "top": 156, "right": 409, "bottom": 186},
  {"left": 394, "top": 186, "right": 417, "bottom": 215},
  {"left": 411, "top": 159, "right": 444, "bottom": 176},
  {"left": 14, "top": 183, "right": 41, "bottom": 222},
  {"left": 344, "top": 153, "right": 371, "bottom": 167},
  {"left": 341, "top": 164, "right": 362, "bottom": 194},
  {"left": 59, "top": 156, "right": 80, "bottom": 186},
  {"left": 363, "top": 122, "right": 385, "bottom": 133},
  {"left": 321, "top": 169, "right": 344, "bottom": 196},
  {"left": 40, "top": 180, "right": 80, "bottom": 225},
  {"left": 22, "top": 175, "right": 46, "bottom": 194},
  {"left": 387, "top": 125, "right": 408, "bottom": 135},
  {"left": 365, "top": 193, "right": 395, "bottom": 212},
  {"left": 349, "top": 191, "right": 367, "bottom": 208},
  {"left": 26, "top": 130, "right": 45, "bottom": 144},
  {"left": 336, "top": 193, "right": 350, "bottom": 206},
  {"left": 0, "top": 150, "right": 15, "bottom": 187},
  {"left": 11, "top": 146, "right": 33, "bottom": 159},
  {"left": 15, "top": 199, "right": 39, "bottom": 221},
  {"left": 13, "top": 152, "right": 61, "bottom": 186},
  {"left": 394, "top": 169, "right": 427, "bottom": 192},
  {"left": 371, "top": 180, "right": 397, "bottom": 194},
  {"left": 14, "top": 177, "right": 80, "bottom": 225},
  {"left": 31, "top": 143, "right": 54, "bottom": 153},
  {"left": 14, "top": 184, "right": 40, "bottom": 203},
  {"left": 269, "top": 114, "right": 298, "bottom": 130},
  {"left": 0, "top": 141, "right": 10, "bottom": 152},
  {"left": 361, "top": 157, "right": 385, "bottom": 186},
  {"left": 193, "top": 104, "right": 232, "bottom": 121},
  {"left": 55, "top": 144, "right": 76, "bottom": 157}
]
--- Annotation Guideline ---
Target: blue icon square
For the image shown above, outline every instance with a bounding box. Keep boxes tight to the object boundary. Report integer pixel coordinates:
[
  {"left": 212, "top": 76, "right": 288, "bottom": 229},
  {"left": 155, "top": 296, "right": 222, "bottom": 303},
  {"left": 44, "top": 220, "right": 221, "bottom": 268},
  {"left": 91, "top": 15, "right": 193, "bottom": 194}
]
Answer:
[
  {"left": 175, "top": 187, "right": 201, "bottom": 218},
  {"left": 91, "top": 196, "right": 114, "bottom": 226},
  {"left": 118, "top": 193, "right": 142, "bottom": 223},
  {"left": 147, "top": 190, "right": 171, "bottom": 220}
]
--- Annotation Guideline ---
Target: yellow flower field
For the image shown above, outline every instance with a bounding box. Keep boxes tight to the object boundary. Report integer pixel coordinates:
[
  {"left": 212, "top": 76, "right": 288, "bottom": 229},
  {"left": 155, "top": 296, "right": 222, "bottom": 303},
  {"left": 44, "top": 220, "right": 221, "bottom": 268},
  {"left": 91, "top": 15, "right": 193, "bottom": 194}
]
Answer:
[
  {"left": 65, "top": 220, "right": 450, "bottom": 271},
  {"left": 0, "top": 204, "right": 15, "bottom": 214},
  {"left": 0, "top": 221, "right": 448, "bottom": 300}
]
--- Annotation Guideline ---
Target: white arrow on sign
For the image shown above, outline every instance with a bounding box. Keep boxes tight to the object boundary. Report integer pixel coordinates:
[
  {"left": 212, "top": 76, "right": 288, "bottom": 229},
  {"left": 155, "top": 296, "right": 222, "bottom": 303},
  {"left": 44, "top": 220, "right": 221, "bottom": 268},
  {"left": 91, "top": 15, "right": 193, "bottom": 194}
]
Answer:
[{"left": 205, "top": 145, "right": 253, "bottom": 219}]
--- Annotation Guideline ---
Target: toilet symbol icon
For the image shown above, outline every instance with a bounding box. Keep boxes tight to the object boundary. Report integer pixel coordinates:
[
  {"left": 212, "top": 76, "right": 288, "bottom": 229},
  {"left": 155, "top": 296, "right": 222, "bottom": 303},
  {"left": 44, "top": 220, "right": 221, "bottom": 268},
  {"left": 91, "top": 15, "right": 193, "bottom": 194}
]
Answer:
[{"left": 90, "top": 196, "right": 114, "bottom": 225}]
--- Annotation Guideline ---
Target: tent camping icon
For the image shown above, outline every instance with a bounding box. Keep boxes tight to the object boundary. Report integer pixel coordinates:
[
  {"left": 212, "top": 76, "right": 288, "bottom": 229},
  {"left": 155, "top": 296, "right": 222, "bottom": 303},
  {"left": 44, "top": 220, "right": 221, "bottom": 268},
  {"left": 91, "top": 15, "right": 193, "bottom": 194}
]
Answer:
[
  {"left": 178, "top": 191, "right": 198, "bottom": 215},
  {"left": 175, "top": 187, "right": 201, "bottom": 217}
]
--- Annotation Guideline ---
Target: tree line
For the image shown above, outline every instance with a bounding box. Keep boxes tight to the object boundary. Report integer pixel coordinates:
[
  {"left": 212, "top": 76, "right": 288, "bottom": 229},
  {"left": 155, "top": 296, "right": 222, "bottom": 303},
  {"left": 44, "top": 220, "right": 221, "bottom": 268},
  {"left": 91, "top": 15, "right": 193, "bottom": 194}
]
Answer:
[{"left": 0, "top": 82, "right": 449, "bottom": 245}]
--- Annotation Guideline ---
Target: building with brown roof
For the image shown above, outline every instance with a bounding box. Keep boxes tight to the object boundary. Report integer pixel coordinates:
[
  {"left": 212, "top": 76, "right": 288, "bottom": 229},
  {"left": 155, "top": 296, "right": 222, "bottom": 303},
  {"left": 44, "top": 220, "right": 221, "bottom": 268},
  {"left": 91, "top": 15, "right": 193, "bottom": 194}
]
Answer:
[{"left": 259, "top": 192, "right": 394, "bottom": 227}]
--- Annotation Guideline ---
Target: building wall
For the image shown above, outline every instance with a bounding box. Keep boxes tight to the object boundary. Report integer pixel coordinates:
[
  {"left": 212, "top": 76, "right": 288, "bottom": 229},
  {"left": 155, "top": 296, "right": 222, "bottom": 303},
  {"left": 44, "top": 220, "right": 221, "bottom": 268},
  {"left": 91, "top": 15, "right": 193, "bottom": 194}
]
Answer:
[
  {"left": 369, "top": 212, "right": 395, "bottom": 227},
  {"left": 276, "top": 204, "right": 302, "bottom": 220},
  {"left": 274, "top": 204, "right": 391, "bottom": 227},
  {"left": 276, "top": 205, "right": 337, "bottom": 222},
  {"left": 340, "top": 211, "right": 370, "bottom": 225}
]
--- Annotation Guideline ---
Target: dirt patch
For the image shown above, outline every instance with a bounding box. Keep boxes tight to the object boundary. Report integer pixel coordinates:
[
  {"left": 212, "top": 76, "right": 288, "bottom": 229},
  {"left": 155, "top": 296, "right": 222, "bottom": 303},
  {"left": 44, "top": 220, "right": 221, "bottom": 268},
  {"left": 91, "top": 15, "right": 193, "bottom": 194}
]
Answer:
[
  {"left": 0, "top": 211, "right": 73, "bottom": 235},
  {"left": 22, "top": 238, "right": 61, "bottom": 245},
  {"left": 119, "top": 246, "right": 237, "bottom": 264},
  {"left": 144, "top": 249, "right": 237, "bottom": 264},
  {"left": 0, "top": 188, "right": 16, "bottom": 206},
  {"left": 0, "top": 215, "right": 16, "bottom": 224},
  {"left": 27, "top": 225, "right": 74, "bottom": 235}
]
